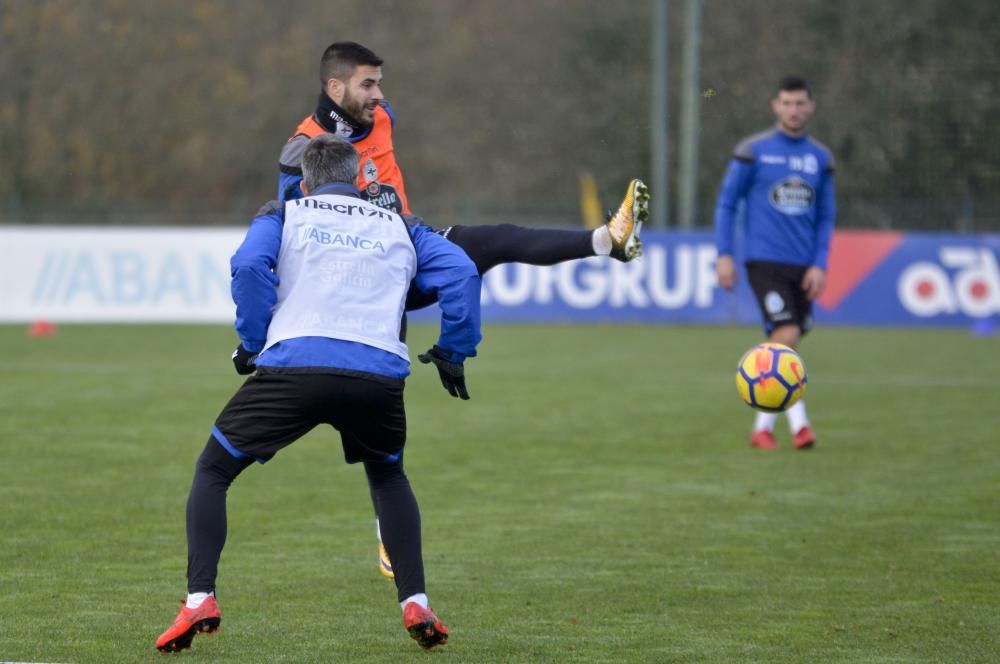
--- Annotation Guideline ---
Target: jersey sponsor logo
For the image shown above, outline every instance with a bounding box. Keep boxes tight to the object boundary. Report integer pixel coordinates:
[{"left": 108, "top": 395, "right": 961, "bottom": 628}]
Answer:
[
  {"left": 760, "top": 154, "right": 786, "bottom": 164},
  {"left": 301, "top": 226, "right": 387, "bottom": 253},
  {"left": 289, "top": 311, "right": 392, "bottom": 336},
  {"left": 318, "top": 258, "right": 379, "bottom": 288},
  {"left": 769, "top": 177, "right": 815, "bottom": 215},
  {"left": 898, "top": 247, "right": 1000, "bottom": 317},
  {"left": 363, "top": 182, "right": 403, "bottom": 214}
]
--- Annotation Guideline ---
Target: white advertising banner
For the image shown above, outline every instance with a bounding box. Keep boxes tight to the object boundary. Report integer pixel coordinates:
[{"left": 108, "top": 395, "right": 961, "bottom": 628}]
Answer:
[{"left": 0, "top": 226, "right": 242, "bottom": 322}]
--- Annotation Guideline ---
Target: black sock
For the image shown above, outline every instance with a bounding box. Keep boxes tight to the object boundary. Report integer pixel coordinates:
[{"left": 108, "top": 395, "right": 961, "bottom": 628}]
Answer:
[{"left": 186, "top": 437, "right": 253, "bottom": 594}]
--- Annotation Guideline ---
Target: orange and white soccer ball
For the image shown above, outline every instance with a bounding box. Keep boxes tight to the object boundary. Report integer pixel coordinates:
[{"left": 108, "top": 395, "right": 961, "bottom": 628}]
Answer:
[{"left": 735, "top": 342, "right": 808, "bottom": 412}]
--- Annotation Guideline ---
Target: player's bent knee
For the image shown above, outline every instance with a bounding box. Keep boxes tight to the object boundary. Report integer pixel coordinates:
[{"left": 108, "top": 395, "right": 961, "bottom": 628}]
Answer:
[{"left": 197, "top": 436, "right": 253, "bottom": 482}]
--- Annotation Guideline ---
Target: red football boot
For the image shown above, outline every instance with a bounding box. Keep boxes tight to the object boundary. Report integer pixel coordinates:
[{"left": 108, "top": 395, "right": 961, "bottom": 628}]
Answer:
[
  {"left": 403, "top": 602, "right": 449, "bottom": 650},
  {"left": 155, "top": 596, "right": 221, "bottom": 653},
  {"left": 794, "top": 426, "right": 817, "bottom": 450},
  {"left": 750, "top": 429, "right": 778, "bottom": 449}
]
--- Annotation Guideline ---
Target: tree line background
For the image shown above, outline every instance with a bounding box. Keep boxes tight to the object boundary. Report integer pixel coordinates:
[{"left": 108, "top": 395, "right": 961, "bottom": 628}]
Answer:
[{"left": 1, "top": 0, "right": 997, "bottom": 231}]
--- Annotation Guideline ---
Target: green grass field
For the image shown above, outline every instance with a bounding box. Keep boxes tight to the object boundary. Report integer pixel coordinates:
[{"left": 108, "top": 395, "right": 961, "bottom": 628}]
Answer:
[{"left": 1, "top": 323, "right": 998, "bottom": 663}]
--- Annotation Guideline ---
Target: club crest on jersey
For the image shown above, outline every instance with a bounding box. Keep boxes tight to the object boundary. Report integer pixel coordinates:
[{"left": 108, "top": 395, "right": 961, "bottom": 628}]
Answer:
[
  {"left": 362, "top": 158, "right": 378, "bottom": 182},
  {"left": 769, "top": 177, "right": 815, "bottom": 215}
]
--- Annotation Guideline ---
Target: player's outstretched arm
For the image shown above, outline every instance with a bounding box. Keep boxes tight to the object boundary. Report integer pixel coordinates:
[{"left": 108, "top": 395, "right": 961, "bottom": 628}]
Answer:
[{"left": 409, "top": 224, "right": 483, "bottom": 399}]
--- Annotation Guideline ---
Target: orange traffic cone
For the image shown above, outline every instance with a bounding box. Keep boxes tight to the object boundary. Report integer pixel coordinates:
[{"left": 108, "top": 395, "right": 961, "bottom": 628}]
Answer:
[{"left": 27, "top": 320, "right": 57, "bottom": 337}]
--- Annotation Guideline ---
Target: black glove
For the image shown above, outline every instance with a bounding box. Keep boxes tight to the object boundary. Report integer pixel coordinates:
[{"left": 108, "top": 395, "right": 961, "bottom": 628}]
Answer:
[
  {"left": 418, "top": 345, "right": 469, "bottom": 400},
  {"left": 232, "top": 344, "right": 258, "bottom": 375}
]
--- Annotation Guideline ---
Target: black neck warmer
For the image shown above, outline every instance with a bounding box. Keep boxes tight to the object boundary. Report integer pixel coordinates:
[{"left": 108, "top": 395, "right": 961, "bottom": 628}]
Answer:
[{"left": 315, "top": 92, "right": 366, "bottom": 138}]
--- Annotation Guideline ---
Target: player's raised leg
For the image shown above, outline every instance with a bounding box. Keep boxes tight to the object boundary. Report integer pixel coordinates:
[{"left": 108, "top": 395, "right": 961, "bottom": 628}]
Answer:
[
  {"left": 377, "top": 518, "right": 394, "bottom": 579},
  {"left": 441, "top": 178, "right": 649, "bottom": 276}
]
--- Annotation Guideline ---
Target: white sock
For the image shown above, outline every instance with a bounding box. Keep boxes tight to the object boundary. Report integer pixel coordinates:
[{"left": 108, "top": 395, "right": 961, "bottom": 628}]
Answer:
[
  {"left": 376, "top": 518, "right": 383, "bottom": 543},
  {"left": 591, "top": 226, "right": 612, "bottom": 255},
  {"left": 400, "top": 593, "right": 429, "bottom": 612},
  {"left": 786, "top": 401, "right": 810, "bottom": 433},
  {"left": 754, "top": 412, "right": 777, "bottom": 432},
  {"left": 186, "top": 591, "right": 213, "bottom": 609}
]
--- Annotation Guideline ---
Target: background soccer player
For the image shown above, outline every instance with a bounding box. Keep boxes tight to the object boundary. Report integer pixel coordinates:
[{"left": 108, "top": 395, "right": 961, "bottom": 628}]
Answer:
[{"left": 713, "top": 75, "right": 836, "bottom": 450}]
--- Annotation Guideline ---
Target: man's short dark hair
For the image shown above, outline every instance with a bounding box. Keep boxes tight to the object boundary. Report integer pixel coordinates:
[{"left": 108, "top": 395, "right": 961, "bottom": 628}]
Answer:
[
  {"left": 301, "top": 134, "right": 360, "bottom": 192},
  {"left": 320, "top": 42, "right": 384, "bottom": 85},
  {"left": 776, "top": 75, "right": 812, "bottom": 98}
]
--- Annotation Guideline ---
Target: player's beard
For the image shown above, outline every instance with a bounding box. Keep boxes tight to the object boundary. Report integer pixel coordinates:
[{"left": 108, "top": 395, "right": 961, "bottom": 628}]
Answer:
[
  {"left": 341, "top": 89, "right": 376, "bottom": 128},
  {"left": 779, "top": 117, "right": 806, "bottom": 136}
]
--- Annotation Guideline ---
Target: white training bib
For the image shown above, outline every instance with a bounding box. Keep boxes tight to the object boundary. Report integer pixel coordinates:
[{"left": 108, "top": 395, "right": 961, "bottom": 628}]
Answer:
[{"left": 264, "top": 194, "right": 416, "bottom": 360}]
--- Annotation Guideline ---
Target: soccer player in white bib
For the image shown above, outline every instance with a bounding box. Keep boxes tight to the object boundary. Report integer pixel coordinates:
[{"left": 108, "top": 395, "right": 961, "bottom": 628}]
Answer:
[{"left": 156, "top": 134, "right": 481, "bottom": 652}]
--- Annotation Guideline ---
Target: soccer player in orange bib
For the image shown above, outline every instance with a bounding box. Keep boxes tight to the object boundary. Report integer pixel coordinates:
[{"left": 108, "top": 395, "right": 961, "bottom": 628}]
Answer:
[{"left": 279, "top": 41, "right": 649, "bottom": 576}]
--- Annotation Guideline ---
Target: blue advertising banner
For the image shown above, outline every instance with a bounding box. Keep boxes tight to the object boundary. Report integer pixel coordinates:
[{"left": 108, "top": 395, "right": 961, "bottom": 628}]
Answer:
[
  {"left": 410, "top": 229, "right": 1000, "bottom": 328},
  {"left": 817, "top": 230, "right": 1000, "bottom": 326}
]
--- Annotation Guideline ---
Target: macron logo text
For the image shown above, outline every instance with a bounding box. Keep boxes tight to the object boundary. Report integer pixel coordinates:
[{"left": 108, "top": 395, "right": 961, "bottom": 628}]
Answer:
[{"left": 295, "top": 197, "right": 395, "bottom": 221}]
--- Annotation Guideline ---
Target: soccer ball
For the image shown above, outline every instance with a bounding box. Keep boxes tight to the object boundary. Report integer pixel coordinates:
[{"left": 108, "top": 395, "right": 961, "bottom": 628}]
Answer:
[{"left": 735, "top": 342, "right": 807, "bottom": 412}]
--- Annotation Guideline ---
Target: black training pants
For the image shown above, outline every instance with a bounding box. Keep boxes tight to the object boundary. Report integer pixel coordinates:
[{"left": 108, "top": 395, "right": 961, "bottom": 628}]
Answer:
[{"left": 185, "top": 372, "right": 426, "bottom": 602}]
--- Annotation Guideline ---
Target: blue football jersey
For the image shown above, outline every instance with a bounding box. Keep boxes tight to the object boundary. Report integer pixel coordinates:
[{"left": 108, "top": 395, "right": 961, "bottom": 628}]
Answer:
[{"left": 714, "top": 128, "right": 836, "bottom": 269}]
